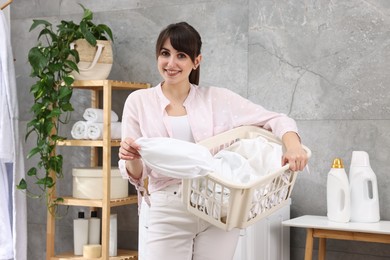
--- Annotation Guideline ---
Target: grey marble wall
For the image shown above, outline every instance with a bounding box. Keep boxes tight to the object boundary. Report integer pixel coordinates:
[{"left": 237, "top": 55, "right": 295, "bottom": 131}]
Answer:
[{"left": 10, "top": 0, "right": 390, "bottom": 259}]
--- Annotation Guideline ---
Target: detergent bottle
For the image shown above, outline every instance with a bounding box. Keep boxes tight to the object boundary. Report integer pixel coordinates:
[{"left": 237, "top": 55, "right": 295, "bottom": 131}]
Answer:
[
  {"left": 327, "top": 158, "right": 350, "bottom": 223},
  {"left": 349, "top": 151, "right": 380, "bottom": 222}
]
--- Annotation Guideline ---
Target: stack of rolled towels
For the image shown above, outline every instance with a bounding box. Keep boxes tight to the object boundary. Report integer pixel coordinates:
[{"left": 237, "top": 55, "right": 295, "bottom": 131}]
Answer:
[{"left": 71, "top": 108, "right": 122, "bottom": 140}]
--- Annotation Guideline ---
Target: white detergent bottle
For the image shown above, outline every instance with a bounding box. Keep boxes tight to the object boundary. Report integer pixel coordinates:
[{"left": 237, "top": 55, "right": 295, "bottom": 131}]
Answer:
[
  {"left": 327, "top": 158, "right": 351, "bottom": 223},
  {"left": 349, "top": 151, "right": 380, "bottom": 222}
]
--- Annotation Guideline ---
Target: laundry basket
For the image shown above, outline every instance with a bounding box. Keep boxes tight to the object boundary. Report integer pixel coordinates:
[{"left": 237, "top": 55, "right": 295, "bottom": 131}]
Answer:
[{"left": 182, "top": 125, "right": 311, "bottom": 231}]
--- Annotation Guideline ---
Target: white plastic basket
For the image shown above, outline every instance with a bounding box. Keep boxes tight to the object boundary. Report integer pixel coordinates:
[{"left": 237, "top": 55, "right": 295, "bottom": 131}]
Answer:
[{"left": 182, "top": 126, "right": 311, "bottom": 231}]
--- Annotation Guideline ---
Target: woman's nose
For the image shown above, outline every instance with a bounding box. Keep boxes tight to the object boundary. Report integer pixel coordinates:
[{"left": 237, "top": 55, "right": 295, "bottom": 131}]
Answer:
[{"left": 167, "top": 56, "right": 176, "bottom": 66}]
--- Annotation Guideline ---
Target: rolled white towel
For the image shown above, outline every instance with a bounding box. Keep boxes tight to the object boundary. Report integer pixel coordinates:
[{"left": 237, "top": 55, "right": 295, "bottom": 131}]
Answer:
[
  {"left": 87, "top": 122, "right": 122, "bottom": 140},
  {"left": 83, "top": 108, "right": 119, "bottom": 123},
  {"left": 71, "top": 121, "right": 90, "bottom": 139}
]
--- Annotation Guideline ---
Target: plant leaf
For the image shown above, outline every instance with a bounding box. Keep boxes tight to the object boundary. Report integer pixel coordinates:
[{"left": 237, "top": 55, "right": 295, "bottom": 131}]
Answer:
[
  {"left": 30, "top": 19, "right": 52, "bottom": 32},
  {"left": 27, "top": 147, "right": 41, "bottom": 159},
  {"left": 27, "top": 167, "right": 37, "bottom": 177},
  {"left": 81, "top": 6, "right": 93, "bottom": 21},
  {"left": 63, "top": 60, "right": 79, "bottom": 72},
  {"left": 61, "top": 102, "right": 74, "bottom": 112},
  {"left": 62, "top": 76, "right": 74, "bottom": 86},
  {"left": 16, "top": 179, "right": 27, "bottom": 190},
  {"left": 97, "top": 24, "right": 113, "bottom": 41},
  {"left": 28, "top": 47, "right": 48, "bottom": 72}
]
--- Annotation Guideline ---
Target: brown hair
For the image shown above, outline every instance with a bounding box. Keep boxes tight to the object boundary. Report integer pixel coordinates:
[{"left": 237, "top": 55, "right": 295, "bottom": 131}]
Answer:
[{"left": 156, "top": 22, "right": 202, "bottom": 85}]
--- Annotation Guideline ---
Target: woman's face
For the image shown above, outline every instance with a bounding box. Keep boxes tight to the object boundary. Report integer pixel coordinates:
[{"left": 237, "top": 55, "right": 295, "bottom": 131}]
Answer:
[{"left": 157, "top": 38, "right": 201, "bottom": 87}]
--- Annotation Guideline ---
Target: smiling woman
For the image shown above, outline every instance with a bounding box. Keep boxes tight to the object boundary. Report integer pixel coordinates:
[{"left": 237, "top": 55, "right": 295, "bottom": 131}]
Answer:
[{"left": 117, "top": 21, "right": 308, "bottom": 260}]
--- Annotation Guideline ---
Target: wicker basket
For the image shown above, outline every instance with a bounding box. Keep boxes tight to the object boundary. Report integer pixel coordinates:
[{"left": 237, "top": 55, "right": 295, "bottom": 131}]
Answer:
[
  {"left": 70, "top": 39, "right": 113, "bottom": 80},
  {"left": 182, "top": 126, "right": 311, "bottom": 231}
]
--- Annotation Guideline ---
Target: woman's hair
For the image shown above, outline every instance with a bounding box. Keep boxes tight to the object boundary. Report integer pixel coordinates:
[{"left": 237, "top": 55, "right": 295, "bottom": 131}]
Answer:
[{"left": 156, "top": 22, "right": 202, "bottom": 85}]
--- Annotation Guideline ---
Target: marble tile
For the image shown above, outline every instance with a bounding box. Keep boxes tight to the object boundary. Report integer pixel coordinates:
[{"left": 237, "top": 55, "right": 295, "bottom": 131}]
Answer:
[
  {"left": 11, "top": 0, "right": 61, "bottom": 19},
  {"left": 248, "top": 0, "right": 390, "bottom": 120}
]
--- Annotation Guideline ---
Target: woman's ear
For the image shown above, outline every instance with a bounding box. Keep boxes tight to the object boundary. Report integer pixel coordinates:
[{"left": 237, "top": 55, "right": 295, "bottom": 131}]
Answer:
[{"left": 194, "top": 54, "right": 202, "bottom": 69}]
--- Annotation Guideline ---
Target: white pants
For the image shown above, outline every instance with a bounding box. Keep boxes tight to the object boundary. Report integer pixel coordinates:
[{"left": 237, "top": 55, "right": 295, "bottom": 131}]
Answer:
[{"left": 140, "top": 184, "right": 240, "bottom": 260}]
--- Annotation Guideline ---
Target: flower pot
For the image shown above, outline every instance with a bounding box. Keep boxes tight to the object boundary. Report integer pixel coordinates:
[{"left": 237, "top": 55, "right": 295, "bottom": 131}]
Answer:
[{"left": 70, "top": 39, "right": 113, "bottom": 80}]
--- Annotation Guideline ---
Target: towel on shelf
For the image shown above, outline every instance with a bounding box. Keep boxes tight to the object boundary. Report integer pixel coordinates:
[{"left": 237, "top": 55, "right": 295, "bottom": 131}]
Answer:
[
  {"left": 83, "top": 108, "right": 119, "bottom": 123},
  {"left": 87, "top": 122, "right": 122, "bottom": 140},
  {"left": 71, "top": 121, "right": 90, "bottom": 139}
]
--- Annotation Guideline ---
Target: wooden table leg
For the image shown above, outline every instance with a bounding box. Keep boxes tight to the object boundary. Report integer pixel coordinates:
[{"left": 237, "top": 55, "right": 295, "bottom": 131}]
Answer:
[
  {"left": 305, "top": 228, "right": 314, "bottom": 260},
  {"left": 318, "top": 237, "right": 326, "bottom": 260}
]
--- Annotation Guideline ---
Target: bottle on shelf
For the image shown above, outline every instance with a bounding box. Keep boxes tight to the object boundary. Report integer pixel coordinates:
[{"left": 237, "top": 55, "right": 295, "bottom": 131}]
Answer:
[
  {"left": 349, "top": 151, "right": 380, "bottom": 222},
  {"left": 73, "top": 211, "right": 89, "bottom": 255},
  {"left": 88, "top": 210, "right": 101, "bottom": 244},
  {"left": 327, "top": 158, "right": 351, "bottom": 223},
  {"left": 109, "top": 214, "right": 118, "bottom": 257}
]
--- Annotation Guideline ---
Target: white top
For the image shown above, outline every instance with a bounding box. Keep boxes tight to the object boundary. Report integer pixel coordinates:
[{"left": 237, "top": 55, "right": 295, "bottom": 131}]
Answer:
[
  {"left": 168, "top": 115, "right": 195, "bottom": 142},
  {"left": 282, "top": 215, "right": 390, "bottom": 235}
]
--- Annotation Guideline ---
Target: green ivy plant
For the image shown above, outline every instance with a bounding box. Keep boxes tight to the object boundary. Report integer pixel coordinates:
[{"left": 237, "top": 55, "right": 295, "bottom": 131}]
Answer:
[{"left": 17, "top": 4, "right": 113, "bottom": 216}]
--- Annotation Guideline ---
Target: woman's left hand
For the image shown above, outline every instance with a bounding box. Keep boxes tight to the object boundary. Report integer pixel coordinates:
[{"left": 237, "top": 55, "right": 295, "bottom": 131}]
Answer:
[
  {"left": 281, "top": 132, "right": 309, "bottom": 171},
  {"left": 282, "top": 146, "right": 308, "bottom": 171}
]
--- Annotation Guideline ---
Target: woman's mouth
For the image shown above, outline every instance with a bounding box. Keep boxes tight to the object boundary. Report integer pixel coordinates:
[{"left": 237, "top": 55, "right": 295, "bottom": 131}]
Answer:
[{"left": 165, "top": 69, "right": 180, "bottom": 76}]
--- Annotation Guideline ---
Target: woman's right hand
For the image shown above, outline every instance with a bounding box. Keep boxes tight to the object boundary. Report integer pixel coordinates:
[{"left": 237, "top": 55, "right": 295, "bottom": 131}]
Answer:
[{"left": 119, "top": 137, "right": 141, "bottom": 161}]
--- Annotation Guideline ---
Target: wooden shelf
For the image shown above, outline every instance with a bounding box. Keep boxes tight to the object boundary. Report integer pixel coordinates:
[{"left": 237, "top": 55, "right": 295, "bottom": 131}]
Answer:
[
  {"left": 46, "top": 80, "right": 150, "bottom": 260},
  {"left": 52, "top": 249, "right": 138, "bottom": 259},
  {"left": 57, "top": 139, "right": 121, "bottom": 147},
  {"left": 72, "top": 79, "right": 150, "bottom": 90},
  {"left": 56, "top": 196, "right": 138, "bottom": 207}
]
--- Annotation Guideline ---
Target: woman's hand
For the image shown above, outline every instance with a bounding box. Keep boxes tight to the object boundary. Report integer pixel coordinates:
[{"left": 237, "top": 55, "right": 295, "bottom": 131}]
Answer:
[
  {"left": 119, "top": 137, "right": 143, "bottom": 180},
  {"left": 281, "top": 132, "right": 309, "bottom": 172},
  {"left": 119, "top": 137, "right": 141, "bottom": 161}
]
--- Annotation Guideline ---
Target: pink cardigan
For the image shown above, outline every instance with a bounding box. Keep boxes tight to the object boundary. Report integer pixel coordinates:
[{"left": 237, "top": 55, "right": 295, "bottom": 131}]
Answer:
[{"left": 118, "top": 83, "right": 298, "bottom": 197}]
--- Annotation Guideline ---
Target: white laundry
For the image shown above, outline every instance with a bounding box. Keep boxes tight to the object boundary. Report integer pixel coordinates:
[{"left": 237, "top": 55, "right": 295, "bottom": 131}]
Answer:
[
  {"left": 83, "top": 108, "right": 119, "bottom": 122},
  {"left": 135, "top": 137, "right": 215, "bottom": 179},
  {"left": 221, "top": 136, "right": 283, "bottom": 179},
  {"left": 191, "top": 137, "right": 285, "bottom": 219},
  {"left": 135, "top": 135, "right": 289, "bottom": 220},
  {"left": 0, "top": 10, "right": 27, "bottom": 260}
]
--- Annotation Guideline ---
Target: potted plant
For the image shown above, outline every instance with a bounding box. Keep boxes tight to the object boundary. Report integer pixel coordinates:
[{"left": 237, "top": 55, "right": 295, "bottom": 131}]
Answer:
[{"left": 17, "top": 4, "right": 113, "bottom": 215}]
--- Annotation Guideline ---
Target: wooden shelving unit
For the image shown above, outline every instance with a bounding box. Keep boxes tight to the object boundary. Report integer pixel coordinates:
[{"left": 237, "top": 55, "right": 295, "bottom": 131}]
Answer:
[{"left": 46, "top": 80, "right": 150, "bottom": 260}]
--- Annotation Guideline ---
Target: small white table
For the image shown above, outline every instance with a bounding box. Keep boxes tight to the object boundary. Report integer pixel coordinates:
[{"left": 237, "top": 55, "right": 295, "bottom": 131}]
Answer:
[{"left": 282, "top": 215, "right": 390, "bottom": 260}]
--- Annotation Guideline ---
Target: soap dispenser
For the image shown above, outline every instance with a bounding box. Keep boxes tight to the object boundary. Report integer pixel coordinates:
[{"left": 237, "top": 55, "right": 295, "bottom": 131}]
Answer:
[
  {"left": 73, "top": 211, "right": 89, "bottom": 255},
  {"left": 88, "top": 210, "right": 101, "bottom": 244},
  {"left": 327, "top": 158, "right": 351, "bottom": 223},
  {"left": 349, "top": 151, "right": 380, "bottom": 222}
]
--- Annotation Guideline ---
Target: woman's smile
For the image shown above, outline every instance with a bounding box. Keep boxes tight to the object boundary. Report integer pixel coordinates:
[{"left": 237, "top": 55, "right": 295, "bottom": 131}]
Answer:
[{"left": 165, "top": 68, "right": 181, "bottom": 77}]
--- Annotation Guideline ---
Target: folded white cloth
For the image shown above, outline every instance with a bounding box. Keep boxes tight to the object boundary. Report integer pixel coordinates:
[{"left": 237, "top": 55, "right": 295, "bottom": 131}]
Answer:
[
  {"left": 83, "top": 108, "right": 119, "bottom": 123},
  {"left": 87, "top": 122, "right": 122, "bottom": 140},
  {"left": 71, "top": 121, "right": 90, "bottom": 139},
  {"left": 135, "top": 137, "right": 215, "bottom": 179}
]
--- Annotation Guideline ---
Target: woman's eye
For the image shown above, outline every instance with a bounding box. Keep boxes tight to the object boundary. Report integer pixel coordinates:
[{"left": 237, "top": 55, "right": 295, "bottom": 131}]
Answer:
[
  {"left": 160, "top": 51, "right": 169, "bottom": 56},
  {"left": 177, "top": 53, "right": 187, "bottom": 59}
]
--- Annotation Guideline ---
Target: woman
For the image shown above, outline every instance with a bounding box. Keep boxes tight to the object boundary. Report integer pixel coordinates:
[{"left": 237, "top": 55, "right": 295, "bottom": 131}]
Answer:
[{"left": 118, "top": 22, "right": 308, "bottom": 260}]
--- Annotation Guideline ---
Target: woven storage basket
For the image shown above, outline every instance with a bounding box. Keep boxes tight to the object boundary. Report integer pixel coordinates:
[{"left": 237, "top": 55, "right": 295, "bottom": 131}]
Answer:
[
  {"left": 182, "top": 125, "right": 311, "bottom": 231},
  {"left": 70, "top": 39, "right": 113, "bottom": 80}
]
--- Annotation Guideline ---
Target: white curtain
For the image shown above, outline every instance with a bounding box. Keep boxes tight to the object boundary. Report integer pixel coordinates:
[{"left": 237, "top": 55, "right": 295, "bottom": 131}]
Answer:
[{"left": 0, "top": 9, "right": 27, "bottom": 260}]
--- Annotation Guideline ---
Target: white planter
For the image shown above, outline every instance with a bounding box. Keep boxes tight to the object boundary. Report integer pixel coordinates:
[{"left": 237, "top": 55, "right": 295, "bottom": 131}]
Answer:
[{"left": 72, "top": 167, "right": 128, "bottom": 199}]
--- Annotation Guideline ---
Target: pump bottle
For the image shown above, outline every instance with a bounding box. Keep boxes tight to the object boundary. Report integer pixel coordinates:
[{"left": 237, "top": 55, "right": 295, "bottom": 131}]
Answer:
[
  {"left": 349, "top": 151, "right": 380, "bottom": 222},
  {"left": 88, "top": 210, "right": 101, "bottom": 244},
  {"left": 73, "top": 211, "right": 89, "bottom": 255},
  {"left": 327, "top": 158, "right": 350, "bottom": 223}
]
